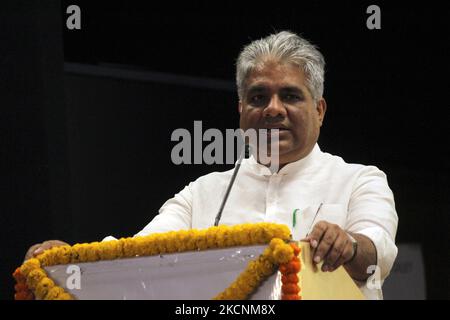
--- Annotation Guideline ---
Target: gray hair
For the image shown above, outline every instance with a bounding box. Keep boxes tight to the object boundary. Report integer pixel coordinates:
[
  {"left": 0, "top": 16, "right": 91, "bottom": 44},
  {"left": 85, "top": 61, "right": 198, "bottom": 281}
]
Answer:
[{"left": 236, "top": 31, "right": 325, "bottom": 102}]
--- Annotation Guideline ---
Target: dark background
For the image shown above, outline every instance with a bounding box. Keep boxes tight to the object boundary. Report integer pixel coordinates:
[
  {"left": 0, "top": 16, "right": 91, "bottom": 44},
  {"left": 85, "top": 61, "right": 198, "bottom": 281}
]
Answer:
[{"left": 1, "top": 0, "right": 449, "bottom": 299}]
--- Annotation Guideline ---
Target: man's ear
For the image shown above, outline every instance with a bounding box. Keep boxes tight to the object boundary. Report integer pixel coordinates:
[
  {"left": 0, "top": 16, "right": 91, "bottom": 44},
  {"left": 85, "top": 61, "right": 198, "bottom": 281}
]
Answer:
[
  {"left": 238, "top": 101, "right": 243, "bottom": 114},
  {"left": 316, "top": 98, "right": 327, "bottom": 127}
]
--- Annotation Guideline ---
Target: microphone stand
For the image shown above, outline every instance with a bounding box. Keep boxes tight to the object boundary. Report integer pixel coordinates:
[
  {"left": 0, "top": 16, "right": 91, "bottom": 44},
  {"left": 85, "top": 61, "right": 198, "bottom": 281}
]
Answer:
[{"left": 214, "top": 145, "right": 250, "bottom": 226}]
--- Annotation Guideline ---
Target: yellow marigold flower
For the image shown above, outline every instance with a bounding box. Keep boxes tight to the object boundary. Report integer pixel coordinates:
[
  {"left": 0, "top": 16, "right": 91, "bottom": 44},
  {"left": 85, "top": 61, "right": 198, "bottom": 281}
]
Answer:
[
  {"left": 149, "top": 240, "right": 162, "bottom": 256},
  {"left": 233, "top": 287, "right": 247, "bottom": 299},
  {"left": 236, "top": 228, "right": 252, "bottom": 246},
  {"left": 84, "top": 242, "right": 102, "bottom": 262},
  {"left": 215, "top": 228, "right": 226, "bottom": 247},
  {"left": 249, "top": 226, "right": 265, "bottom": 244},
  {"left": 20, "top": 259, "right": 40, "bottom": 277},
  {"left": 82, "top": 243, "right": 95, "bottom": 261},
  {"left": 98, "top": 240, "right": 121, "bottom": 260},
  {"left": 165, "top": 232, "right": 179, "bottom": 253},
  {"left": 174, "top": 230, "right": 189, "bottom": 252},
  {"left": 247, "top": 260, "right": 260, "bottom": 276},
  {"left": 52, "top": 245, "right": 73, "bottom": 265},
  {"left": 195, "top": 230, "right": 209, "bottom": 250},
  {"left": 36, "top": 251, "right": 52, "bottom": 266},
  {"left": 261, "top": 224, "right": 275, "bottom": 240},
  {"left": 223, "top": 226, "right": 238, "bottom": 247},
  {"left": 246, "top": 274, "right": 260, "bottom": 288},
  {"left": 230, "top": 225, "right": 242, "bottom": 243},
  {"left": 43, "top": 246, "right": 64, "bottom": 265},
  {"left": 68, "top": 244, "right": 81, "bottom": 263},
  {"left": 153, "top": 233, "right": 168, "bottom": 254},
  {"left": 236, "top": 277, "right": 253, "bottom": 294},
  {"left": 36, "top": 250, "right": 55, "bottom": 266},
  {"left": 205, "top": 228, "right": 218, "bottom": 249},
  {"left": 135, "top": 237, "right": 153, "bottom": 256},
  {"left": 262, "top": 247, "right": 275, "bottom": 264},
  {"left": 272, "top": 224, "right": 292, "bottom": 241},
  {"left": 71, "top": 243, "right": 92, "bottom": 262},
  {"left": 55, "top": 292, "right": 73, "bottom": 300},
  {"left": 229, "top": 230, "right": 242, "bottom": 247},
  {"left": 26, "top": 268, "right": 47, "bottom": 290},
  {"left": 121, "top": 237, "right": 139, "bottom": 258},
  {"left": 258, "top": 258, "right": 275, "bottom": 277},
  {"left": 272, "top": 243, "right": 294, "bottom": 265},
  {"left": 184, "top": 230, "right": 198, "bottom": 251},
  {"left": 35, "top": 277, "right": 55, "bottom": 300},
  {"left": 269, "top": 238, "right": 285, "bottom": 250},
  {"left": 44, "top": 286, "right": 65, "bottom": 300},
  {"left": 131, "top": 236, "right": 145, "bottom": 257},
  {"left": 227, "top": 283, "right": 240, "bottom": 298}
]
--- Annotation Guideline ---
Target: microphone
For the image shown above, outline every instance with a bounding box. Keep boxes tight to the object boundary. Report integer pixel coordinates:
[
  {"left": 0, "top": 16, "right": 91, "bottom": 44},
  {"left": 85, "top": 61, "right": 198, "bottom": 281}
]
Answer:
[{"left": 214, "top": 144, "right": 251, "bottom": 226}]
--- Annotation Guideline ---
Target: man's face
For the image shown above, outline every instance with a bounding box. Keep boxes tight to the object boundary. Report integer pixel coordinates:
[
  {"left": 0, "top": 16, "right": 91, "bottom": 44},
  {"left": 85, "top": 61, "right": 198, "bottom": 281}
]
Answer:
[{"left": 239, "top": 60, "right": 326, "bottom": 167}]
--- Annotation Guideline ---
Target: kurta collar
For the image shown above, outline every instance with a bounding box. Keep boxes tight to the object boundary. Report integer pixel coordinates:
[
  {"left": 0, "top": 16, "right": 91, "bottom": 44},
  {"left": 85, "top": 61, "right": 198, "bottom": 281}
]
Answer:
[{"left": 242, "top": 143, "right": 322, "bottom": 176}]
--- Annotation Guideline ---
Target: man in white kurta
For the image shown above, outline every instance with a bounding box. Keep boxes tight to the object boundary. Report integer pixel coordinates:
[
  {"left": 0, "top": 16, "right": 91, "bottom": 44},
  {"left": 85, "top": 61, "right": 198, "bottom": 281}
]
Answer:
[
  {"left": 135, "top": 144, "right": 398, "bottom": 299},
  {"left": 26, "top": 31, "right": 398, "bottom": 300}
]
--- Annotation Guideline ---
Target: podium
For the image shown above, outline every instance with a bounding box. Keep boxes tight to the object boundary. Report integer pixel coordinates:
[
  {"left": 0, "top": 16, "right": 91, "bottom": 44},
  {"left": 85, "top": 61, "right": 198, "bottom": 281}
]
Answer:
[{"left": 13, "top": 223, "right": 365, "bottom": 300}]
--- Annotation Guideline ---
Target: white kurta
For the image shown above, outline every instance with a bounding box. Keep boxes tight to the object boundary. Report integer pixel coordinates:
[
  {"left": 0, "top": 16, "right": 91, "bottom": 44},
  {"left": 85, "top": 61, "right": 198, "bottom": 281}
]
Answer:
[{"left": 135, "top": 144, "right": 398, "bottom": 300}]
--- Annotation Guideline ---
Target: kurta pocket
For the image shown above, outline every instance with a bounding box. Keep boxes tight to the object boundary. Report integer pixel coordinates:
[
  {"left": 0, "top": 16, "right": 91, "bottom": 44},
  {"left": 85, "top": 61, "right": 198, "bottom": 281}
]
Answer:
[{"left": 291, "top": 204, "right": 347, "bottom": 240}]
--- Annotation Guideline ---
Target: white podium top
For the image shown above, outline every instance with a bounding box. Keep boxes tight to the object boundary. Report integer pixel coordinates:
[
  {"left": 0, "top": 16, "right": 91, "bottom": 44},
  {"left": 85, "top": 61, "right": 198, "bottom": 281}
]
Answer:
[{"left": 45, "top": 245, "right": 281, "bottom": 300}]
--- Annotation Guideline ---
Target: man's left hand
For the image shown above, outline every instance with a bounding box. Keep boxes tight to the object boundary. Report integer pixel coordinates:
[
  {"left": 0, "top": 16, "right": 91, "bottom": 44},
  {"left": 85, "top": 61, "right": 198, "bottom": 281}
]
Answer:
[{"left": 302, "top": 221, "right": 355, "bottom": 272}]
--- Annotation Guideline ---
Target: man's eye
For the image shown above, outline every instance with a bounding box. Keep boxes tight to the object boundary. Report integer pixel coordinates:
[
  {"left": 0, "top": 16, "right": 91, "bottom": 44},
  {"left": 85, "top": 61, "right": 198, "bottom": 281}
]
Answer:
[
  {"left": 249, "top": 95, "right": 267, "bottom": 105},
  {"left": 251, "top": 95, "right": 264, "bottom": 101},
  {"left": 283, "top": 94, "right": 302, "bottom": 102}
]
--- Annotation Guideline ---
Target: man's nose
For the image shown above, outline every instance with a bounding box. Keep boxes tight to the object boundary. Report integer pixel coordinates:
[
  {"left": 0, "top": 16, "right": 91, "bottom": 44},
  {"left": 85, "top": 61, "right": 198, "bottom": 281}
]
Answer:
[{"left": 263, "top": 95, "right": 287, "bottom": 118}]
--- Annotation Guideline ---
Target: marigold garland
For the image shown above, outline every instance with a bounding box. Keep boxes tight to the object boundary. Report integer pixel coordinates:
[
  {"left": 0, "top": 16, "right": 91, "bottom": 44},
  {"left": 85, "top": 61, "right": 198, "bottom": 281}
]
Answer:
[
  {"left": 13, "top": 268, "right": 34, "bottom": 300},
  {"left": 13, "top": 223, "right": 294, "bottom": 300},
  {"left": 213, "top": 238, "right": 295, "bottom": 300},
  {"left": 280, "top": 243, "right": 302, "bottom": 300}
]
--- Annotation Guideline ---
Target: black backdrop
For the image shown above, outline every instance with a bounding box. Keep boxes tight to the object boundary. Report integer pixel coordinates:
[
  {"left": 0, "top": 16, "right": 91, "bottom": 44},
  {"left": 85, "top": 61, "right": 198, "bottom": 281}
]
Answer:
[{"left": 1, "top": 0, "right": 449, "bottom": 299}]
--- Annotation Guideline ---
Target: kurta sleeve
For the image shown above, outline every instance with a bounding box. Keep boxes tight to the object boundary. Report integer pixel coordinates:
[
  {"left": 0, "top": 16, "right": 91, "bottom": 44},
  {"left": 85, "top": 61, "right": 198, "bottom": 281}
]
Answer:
[
  {"left": 134, "top": 183, "right": 194, "bottom": 237},
  {"left": 345, "top": 165, "right": 399, "bottom": 282}
]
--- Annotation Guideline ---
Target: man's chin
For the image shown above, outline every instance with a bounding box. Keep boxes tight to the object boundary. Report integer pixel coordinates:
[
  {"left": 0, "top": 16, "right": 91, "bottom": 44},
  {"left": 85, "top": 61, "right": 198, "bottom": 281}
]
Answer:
[
  {"left": 266, "top": 142, "right": 311, "bottom": 160},
  {"left": 265, "top": 141, "right": 293, "bottom": 156}
]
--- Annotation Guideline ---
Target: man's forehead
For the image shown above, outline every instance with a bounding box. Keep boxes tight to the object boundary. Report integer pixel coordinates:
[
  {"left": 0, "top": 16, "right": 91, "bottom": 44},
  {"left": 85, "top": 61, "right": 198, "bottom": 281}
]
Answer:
[
  {"left": 245, "top": 75, "right": 307, "bottom": 94},
  {"left": 245, "top": 62, "right": 307, "bottom": 90},
  {"left": 246, "top": 83, "right": 304, "bottom": 93}
]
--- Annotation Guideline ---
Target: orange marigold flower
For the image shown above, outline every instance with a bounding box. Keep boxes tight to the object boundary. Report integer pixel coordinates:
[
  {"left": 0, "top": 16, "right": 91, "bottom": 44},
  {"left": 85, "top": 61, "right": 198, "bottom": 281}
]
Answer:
[
  {"left": 12, "top": 268, "right": 25, "bottom": 283},
  {"left": 279, "top": 263, "right": 288, "bottom": 274},
  {"left": 289, "top": 242, "right": 301, "bottom": 256},
  {"left": 281, "top": 273, "right": 299, "bottom": 284},
  {"left": 15, "top": 283, "right": 28, "bottom": 292},
  {"left": 285, "top": 260, "right": 301, "bottom": 273},
  {"left": 14, "top": 291, "right": 34, "bottom": 300},
  {"left": 282, "top": 283, "right": 300, "bottom": 294},
  {"left": 281, "top": 294, "right": 299, "bottom": 300},
  {"left": 291, "top": 256, "right": 300, "bottom": 263}
]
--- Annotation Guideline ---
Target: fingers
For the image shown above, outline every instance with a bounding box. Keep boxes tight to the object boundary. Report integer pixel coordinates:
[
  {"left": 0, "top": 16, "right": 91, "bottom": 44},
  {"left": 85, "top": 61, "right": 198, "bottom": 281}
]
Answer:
[
  {"left": 313, "top": 224, "right": 339, "bottom": 269},
  {"left": 33, "top": 242, "right": 53, "bottom": 257},
  {"left": 24, "top": 243, "right": 42, "bottom": 261},
  {"left": 30, "top": 240, "right": 69, "bottom": 258},
  {"left": 331, "top": 241, "right": 354, "bottom": 271},
  {"left": 306, "top": 221, "right": 353, "bottom": 272},
  {"left": 307, "top": 220, "right": 328, "bottom": 252},
  {"left": 323, "top": 234, "right": 348, "bottom": 271}
]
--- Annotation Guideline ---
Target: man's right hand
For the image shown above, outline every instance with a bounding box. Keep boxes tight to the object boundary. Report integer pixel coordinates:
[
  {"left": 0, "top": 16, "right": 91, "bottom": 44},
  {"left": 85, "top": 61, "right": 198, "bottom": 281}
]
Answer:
[{"left": 24, "top": 240, "right": 69, "bottom": 261}]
